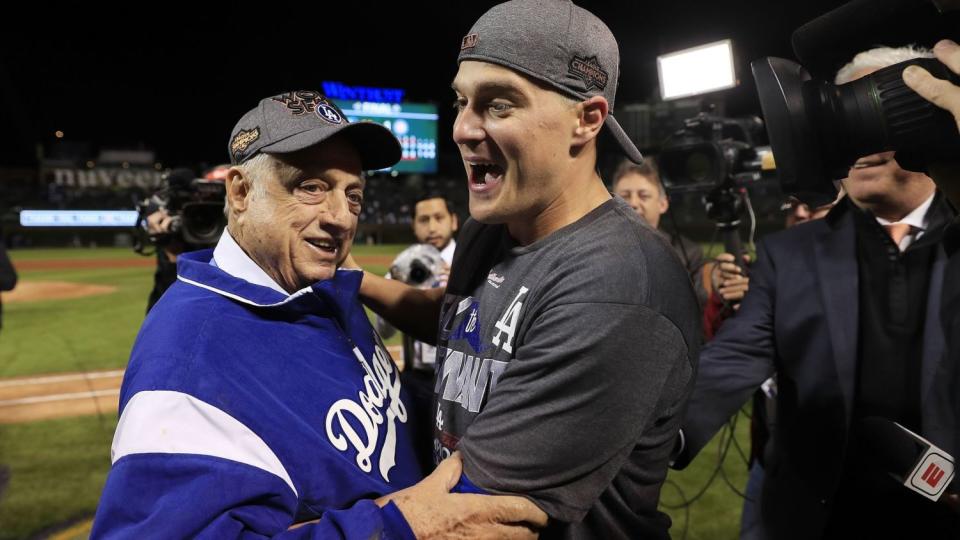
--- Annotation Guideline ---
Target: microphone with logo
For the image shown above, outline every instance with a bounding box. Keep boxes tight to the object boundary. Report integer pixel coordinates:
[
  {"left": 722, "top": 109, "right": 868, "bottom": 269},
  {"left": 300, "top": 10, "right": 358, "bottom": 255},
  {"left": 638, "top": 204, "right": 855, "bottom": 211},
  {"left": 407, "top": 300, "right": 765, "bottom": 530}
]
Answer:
[{"left": 855, "top": 416, "right": 957, "bottom": 506}]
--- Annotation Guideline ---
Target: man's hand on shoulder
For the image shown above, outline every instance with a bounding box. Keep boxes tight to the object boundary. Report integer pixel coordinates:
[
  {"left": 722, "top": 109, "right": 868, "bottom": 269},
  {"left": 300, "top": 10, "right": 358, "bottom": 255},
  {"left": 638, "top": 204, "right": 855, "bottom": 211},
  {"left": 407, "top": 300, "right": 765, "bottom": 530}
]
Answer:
[{"left": 378, "top": 453, "right": 548, "bottom": 539}]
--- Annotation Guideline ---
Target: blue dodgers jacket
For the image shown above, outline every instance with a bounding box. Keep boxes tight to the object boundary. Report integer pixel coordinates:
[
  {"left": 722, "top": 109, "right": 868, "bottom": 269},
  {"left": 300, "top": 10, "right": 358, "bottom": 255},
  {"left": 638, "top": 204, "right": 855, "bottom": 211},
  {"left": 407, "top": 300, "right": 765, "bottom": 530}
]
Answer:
[{"left": 92, "top": 249, "right": 424, "bottom": 539}]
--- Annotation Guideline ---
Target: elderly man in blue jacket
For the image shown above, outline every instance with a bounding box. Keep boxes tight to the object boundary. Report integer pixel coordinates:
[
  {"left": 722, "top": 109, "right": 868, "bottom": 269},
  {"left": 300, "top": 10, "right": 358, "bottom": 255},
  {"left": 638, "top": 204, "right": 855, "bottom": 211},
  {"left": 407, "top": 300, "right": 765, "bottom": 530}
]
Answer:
[{"left": 91, "top": 90, "right": 545, "bottom": 539}]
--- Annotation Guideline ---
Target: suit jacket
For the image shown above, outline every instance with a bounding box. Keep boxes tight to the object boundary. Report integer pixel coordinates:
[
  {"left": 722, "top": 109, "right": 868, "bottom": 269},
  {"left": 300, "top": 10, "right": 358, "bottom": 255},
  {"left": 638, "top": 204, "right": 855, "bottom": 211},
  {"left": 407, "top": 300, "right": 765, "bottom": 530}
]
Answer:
[
  {"left": 675, "top": 198, "right": 958, "bottom": 539},
  {"left": 0, "top": 242, "right": 17, "bottom": 330}
]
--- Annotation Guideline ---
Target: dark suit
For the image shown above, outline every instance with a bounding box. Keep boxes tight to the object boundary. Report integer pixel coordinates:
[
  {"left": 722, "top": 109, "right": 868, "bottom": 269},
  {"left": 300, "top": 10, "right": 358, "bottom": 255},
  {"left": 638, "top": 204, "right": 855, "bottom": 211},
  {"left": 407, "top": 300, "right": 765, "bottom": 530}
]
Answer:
[
  {"left": 0, "top": 241, "right": 16, "bottom": 331},
  {"left": 675, "top": 198, "right": 958, "bottom": 539}
]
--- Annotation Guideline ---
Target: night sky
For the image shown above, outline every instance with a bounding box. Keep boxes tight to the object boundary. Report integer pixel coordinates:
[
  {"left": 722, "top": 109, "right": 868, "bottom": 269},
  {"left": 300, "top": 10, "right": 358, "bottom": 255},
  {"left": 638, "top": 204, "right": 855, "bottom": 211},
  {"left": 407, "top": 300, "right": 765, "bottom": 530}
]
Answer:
[{"left": 1, "top": 1, "right": 957, "bottom": 169}]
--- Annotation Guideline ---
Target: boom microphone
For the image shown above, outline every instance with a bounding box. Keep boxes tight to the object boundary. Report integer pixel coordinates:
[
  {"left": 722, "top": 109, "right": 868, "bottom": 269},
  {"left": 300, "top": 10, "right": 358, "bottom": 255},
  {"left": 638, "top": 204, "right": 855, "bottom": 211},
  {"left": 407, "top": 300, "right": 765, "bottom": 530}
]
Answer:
[{"left": 791, "top": 0, "right": 960, "bottom": 79}]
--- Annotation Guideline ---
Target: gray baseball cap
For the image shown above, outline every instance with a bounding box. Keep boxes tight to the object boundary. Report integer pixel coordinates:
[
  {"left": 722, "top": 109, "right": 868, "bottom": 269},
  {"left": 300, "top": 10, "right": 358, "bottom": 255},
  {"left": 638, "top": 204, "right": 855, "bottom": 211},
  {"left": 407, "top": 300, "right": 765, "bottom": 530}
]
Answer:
[
  {"left": 458, "top": 0, "right": 643, "bottom": 164},
  {"left": 228, "top": 90, "right": 402, "bottom": 170}
]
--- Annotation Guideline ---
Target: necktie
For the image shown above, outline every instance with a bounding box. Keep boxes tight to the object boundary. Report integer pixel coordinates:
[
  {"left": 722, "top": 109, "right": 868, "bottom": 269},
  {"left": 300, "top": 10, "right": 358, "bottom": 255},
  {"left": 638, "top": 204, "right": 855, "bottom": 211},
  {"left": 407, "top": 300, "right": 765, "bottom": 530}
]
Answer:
[{"left": 884, "top": 222, "right": 912, "bottom": 251}]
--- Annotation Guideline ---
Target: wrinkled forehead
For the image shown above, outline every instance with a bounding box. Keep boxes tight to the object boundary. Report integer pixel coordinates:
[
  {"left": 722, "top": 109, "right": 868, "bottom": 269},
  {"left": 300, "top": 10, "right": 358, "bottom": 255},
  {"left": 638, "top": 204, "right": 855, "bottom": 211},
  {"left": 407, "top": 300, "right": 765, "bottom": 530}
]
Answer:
[{"left": 272, "top": 135, "right": 365, "bottom": 183}]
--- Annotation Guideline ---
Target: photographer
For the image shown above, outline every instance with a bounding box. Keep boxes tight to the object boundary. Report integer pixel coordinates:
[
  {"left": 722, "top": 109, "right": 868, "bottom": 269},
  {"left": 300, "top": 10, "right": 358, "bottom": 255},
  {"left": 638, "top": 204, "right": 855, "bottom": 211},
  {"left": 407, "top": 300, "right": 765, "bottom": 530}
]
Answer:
[
  {"left": 140, "top": 165, "right": 229, "bottom": 312},
  {"left": 0, "top": 236, "right": 16, "bottom": 335},
  {"left": 143, "top": 206, "right": 180, "bottom": 312},
  {"left": 673, "top": 45, "right": 959, "bottom": 539}
]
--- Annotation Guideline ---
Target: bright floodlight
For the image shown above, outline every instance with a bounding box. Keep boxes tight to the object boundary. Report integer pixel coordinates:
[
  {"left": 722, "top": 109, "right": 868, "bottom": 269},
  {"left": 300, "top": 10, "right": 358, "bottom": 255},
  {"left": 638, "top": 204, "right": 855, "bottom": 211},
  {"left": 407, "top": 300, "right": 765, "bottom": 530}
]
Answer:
[{"left": 657, "top": 39, "right": 736, "bottom": 101}]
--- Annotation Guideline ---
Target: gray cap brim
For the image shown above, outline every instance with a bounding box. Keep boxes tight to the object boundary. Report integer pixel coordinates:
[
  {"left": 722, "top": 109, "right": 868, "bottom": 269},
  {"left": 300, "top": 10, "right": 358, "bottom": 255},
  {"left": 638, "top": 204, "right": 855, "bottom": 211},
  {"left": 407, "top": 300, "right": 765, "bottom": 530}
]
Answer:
[
  {"left": 605, "top": 115, "right": 644, "bottom": 164},
  {"left": 260, "top": 121, "right": 401, "bottom": 171}
]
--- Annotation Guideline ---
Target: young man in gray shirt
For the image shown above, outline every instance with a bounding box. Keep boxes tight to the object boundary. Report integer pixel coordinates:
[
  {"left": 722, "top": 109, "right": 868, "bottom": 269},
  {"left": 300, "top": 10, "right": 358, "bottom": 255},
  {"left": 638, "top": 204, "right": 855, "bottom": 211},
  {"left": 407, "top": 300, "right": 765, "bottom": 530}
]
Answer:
[{"left": 350, "top": 1, "right": 701, "bottom": 537}]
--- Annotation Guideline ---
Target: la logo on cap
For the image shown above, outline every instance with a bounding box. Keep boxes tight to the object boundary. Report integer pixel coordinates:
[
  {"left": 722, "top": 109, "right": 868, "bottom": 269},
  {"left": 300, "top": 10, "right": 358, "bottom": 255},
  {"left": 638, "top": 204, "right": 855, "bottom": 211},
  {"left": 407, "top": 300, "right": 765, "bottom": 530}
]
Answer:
[
  {"left": 908, "top": 452, "right": 955, "bottom": 499},
  {"left": 316, "top": 103, "right": 343, "bottom": 125}
]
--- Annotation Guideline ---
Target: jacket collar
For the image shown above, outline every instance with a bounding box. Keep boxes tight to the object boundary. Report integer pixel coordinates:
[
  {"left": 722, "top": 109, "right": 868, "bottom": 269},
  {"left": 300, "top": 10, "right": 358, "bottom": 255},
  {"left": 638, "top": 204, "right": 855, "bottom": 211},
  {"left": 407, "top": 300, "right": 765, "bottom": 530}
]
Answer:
[{"left": 176, "top": 248, "right": 363, "bottom": 324}]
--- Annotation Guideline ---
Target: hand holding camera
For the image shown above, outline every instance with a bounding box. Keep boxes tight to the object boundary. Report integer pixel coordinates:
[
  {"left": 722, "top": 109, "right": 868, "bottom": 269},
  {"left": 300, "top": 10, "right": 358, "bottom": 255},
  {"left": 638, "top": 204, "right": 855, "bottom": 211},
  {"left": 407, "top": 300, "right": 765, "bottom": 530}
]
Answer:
[{"left": 903, "top": 38, "right": 960, "bottom": 206}]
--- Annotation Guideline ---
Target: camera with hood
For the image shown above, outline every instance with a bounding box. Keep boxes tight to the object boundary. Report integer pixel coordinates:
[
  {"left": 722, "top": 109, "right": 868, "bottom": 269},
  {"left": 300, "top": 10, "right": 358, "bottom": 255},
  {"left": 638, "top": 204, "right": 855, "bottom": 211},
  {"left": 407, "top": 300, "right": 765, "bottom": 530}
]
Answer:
[{"left": 134, "top": 168, "right": 227, "bottom": 254}]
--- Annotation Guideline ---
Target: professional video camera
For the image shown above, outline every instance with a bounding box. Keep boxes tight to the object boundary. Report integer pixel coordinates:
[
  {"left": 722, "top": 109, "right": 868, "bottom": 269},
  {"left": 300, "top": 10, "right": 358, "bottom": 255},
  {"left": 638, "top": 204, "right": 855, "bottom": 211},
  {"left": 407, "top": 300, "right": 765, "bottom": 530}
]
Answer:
[
  {"left": 134, "top": 168, "right": 227, "bottom": 255},
  {"left": 659, "top": 113, "right": 769, "bottom": 259},
  {"left": 752, "top": 0, "right": 960, "bottom": 207}
]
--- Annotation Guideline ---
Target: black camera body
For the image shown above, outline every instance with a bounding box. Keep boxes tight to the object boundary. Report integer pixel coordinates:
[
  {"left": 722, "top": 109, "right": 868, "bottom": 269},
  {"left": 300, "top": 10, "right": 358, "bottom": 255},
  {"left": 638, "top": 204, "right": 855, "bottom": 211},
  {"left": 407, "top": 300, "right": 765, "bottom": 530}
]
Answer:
[
  {"left": 659, "top": 113, "right": 765, "bottom": 193},
  {"left": 659, "top": 113, "right": 769, "bottom": 259},
  {"left": 135, "top": 168, "right": 227, "bottom": 254}
]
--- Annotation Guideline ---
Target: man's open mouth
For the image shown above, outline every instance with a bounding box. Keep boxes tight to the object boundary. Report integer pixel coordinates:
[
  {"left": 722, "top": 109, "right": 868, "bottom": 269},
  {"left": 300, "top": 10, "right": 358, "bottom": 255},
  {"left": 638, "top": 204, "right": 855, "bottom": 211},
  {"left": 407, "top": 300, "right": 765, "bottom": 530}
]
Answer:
[{"left": 468, "top": 161, "right": 505, "bottom": 189}]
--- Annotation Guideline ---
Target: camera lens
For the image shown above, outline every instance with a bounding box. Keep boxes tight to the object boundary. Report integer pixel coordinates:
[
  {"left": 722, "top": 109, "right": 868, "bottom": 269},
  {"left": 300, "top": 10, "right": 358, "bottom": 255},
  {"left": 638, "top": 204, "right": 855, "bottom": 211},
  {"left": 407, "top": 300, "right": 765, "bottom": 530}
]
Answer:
[
  {"left": 808, "top": 58, "right": 959, "bottom": 176},
  {"left": 752, "top": 56, "right": 960, "bottom": 206},
  {"left": 181, "top": 203, "right": 227, "bottom": 245},
  {"left": 685, "top": 151, "right": 715, "bottom": 184},
  {"left": 408, "top": 260, "right": 430, "bottom": 285}
]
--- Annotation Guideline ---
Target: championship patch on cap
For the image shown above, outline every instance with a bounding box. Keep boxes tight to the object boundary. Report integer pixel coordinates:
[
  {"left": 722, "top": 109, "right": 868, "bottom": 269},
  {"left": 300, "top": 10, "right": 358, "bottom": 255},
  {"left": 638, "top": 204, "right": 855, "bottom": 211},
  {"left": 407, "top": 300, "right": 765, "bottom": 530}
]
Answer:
[
  {"left": 568, "top": 55, "right": 609, "bottom": 91},
  {"left": 230, "top": 127, "right": 260, "bottom": 160},
  {"left": 461, "top": 33, "right": 479, "bottom": 51}
]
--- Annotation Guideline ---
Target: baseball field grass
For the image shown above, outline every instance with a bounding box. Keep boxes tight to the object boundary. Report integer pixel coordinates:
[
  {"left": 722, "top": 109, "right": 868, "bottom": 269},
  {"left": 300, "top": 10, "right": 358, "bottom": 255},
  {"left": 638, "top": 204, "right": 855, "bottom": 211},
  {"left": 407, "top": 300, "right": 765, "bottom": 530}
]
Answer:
[
  {"left": 0, "top": 245, "right": 749, "bottom": 539},
  {"left": 0, "top": 415, "right": 117, "bottom": 540}
]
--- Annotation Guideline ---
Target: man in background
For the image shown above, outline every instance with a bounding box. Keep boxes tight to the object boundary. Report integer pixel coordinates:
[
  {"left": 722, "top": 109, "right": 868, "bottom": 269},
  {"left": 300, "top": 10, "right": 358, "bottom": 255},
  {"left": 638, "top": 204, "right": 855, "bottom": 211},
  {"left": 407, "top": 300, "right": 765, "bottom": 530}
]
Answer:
[
  {"left": 0, "top": 235, "right": 16, "bottom": 334},
  {"left": 377, "top": 192, "right": 458, "bottom": 373},
  {"left": 412, "top": 193, "right": 458, "bottom": 263}
]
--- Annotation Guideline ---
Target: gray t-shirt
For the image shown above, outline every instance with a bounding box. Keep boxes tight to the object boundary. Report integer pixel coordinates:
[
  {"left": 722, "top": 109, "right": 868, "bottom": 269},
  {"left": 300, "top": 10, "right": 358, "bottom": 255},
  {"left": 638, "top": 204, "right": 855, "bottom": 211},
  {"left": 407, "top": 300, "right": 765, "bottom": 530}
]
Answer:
[{"left": 432, "top": 197, "right": 701, "bottom": 539}]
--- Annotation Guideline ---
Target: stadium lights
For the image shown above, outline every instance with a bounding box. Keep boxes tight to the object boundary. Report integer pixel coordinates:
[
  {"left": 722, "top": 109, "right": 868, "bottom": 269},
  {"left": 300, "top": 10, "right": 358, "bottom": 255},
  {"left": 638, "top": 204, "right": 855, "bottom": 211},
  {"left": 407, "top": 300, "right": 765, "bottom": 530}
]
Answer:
[{"left": 657, "top": 39, "right": 737, "bottom": 101}]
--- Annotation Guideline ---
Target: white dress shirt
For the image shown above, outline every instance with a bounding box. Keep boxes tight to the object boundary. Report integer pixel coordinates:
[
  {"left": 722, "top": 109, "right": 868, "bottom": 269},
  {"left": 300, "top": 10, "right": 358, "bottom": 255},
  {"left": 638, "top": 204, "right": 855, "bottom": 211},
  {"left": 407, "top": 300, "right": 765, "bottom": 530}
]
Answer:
[{"left": 874, "top": 192, "right": 935, "bottom": 251}]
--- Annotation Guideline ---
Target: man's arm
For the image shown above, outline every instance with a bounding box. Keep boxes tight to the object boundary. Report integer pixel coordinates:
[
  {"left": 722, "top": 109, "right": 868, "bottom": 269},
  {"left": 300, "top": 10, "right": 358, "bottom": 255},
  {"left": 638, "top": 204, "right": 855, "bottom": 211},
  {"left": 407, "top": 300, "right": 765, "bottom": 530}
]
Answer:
[
  {"left": 903, "top": 38, "right": 960, "bottom": 207},
  {"left": 673, "top": 240, "right": 779, "bottom": 468},
  {"left": 342, "top": 253, "right": 444, "bottom": 344}
]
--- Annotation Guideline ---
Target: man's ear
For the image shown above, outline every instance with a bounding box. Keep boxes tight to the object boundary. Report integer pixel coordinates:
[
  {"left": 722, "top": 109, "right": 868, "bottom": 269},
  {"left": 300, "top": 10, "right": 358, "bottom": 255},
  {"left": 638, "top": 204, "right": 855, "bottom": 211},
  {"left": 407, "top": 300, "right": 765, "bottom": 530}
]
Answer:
[
  {"left": 572, "top": 95, "right": 609, "bottom": 147},
  {"left": 225, "top": 167, "right": 252, "bottom": 215}
]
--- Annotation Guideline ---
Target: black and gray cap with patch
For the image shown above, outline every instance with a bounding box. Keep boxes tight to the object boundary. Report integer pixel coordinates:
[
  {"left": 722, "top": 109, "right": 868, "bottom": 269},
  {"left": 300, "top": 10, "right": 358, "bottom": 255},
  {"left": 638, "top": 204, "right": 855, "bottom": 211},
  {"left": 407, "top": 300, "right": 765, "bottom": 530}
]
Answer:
[
  {"left": 228, "top": 90, "right": 401, "bottom": 170},
  {"left": 458, "top": 0, "right": 643, "bottom": 164}
]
